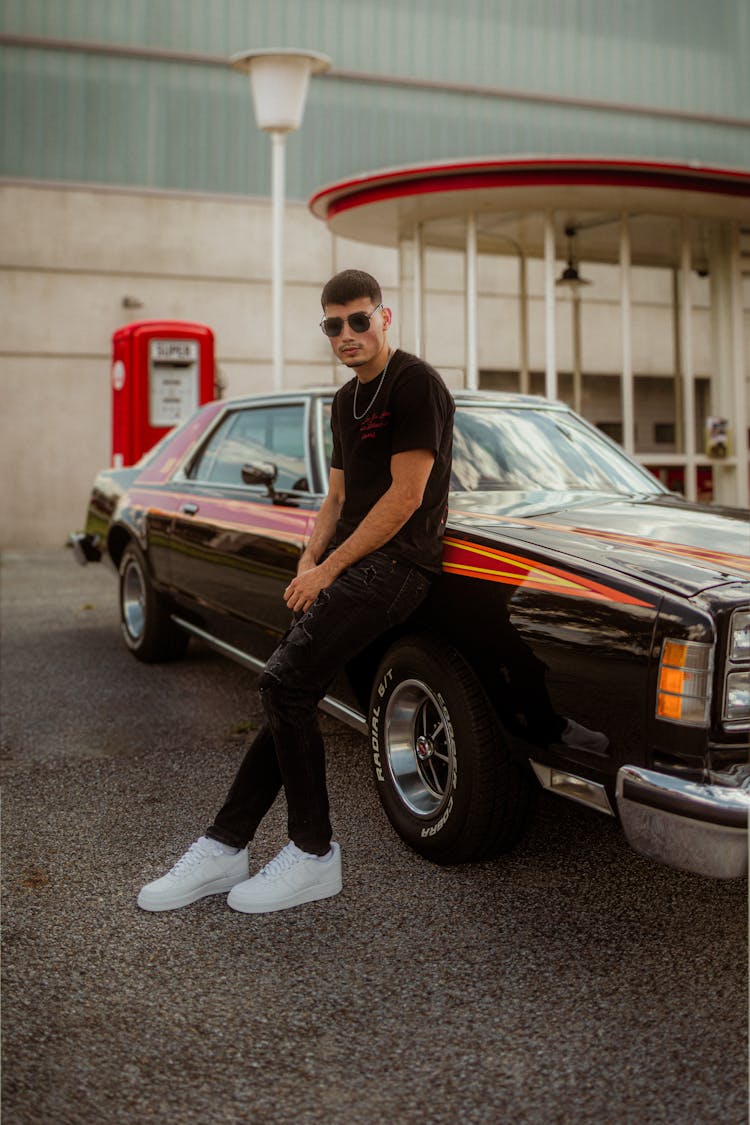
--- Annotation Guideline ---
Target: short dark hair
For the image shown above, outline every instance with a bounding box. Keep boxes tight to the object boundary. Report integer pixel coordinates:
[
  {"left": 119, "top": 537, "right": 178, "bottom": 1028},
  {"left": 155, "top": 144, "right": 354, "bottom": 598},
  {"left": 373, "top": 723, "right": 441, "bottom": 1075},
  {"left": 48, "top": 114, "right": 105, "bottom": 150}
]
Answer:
[{"left": 321, "top": 269, "right": 382, "bottom": 310}]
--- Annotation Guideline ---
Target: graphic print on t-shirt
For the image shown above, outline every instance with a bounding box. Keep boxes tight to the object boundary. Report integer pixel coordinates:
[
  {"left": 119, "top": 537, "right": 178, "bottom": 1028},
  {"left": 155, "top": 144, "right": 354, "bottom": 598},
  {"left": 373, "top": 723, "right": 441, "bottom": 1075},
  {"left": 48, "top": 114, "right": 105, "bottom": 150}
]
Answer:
[{"left": 359, "top": 410, "right": 391, "bottom": 441}]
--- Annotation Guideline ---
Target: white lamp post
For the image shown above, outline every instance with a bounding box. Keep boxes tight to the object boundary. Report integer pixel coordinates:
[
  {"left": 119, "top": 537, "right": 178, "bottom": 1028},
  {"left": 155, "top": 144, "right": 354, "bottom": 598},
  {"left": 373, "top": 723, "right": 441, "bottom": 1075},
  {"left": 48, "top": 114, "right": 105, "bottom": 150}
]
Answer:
[{"left": 231, "top": 48, "right": 331, "bottom": 391}]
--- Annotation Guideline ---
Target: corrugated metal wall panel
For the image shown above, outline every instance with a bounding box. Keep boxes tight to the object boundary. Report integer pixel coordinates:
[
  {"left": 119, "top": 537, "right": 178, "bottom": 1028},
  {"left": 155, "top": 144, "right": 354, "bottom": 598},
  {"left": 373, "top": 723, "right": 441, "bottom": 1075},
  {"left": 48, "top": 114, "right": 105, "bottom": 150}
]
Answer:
[
  {"left": 2, "top": 0, "right": 747, "bottom": 115},
  {"left": 2, "top": 48, "right": 748, "bottom": 200},
  {"left": 1, "top": 1, "right": 748, "bottom": 197}
]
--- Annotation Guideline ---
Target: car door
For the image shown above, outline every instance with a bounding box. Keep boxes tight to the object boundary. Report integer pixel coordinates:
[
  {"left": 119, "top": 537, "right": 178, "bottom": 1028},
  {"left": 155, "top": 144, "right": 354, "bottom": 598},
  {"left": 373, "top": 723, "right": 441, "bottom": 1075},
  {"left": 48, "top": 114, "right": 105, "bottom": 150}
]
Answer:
[{"left": 166, "top": 399, "right": 321, "bottom": 661}]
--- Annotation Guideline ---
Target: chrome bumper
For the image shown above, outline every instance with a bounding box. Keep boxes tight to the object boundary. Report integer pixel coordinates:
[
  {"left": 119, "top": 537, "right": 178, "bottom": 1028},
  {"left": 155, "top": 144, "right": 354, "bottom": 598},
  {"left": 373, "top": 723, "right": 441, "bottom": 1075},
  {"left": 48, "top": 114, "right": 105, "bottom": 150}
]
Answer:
[
  {"left": 616, "top": 765, "right": 749, "bottom": 880},
  {"left": 69, "top": 532, "right": 101, "bottom": 565}
]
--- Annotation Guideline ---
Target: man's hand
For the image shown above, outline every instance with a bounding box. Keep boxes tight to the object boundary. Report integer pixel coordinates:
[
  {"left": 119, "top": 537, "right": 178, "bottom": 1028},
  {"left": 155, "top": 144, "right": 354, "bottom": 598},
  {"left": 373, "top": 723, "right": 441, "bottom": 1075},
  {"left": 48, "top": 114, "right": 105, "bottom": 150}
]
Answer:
[
  {"left": 283, "top": 468, "right": 344, "bottom": 614},
  {"left": 284, "top": 561, "right": 335, "bottom": 614},
  {"left": 282, "top": 450, "right": 434, "bottom": 614}
]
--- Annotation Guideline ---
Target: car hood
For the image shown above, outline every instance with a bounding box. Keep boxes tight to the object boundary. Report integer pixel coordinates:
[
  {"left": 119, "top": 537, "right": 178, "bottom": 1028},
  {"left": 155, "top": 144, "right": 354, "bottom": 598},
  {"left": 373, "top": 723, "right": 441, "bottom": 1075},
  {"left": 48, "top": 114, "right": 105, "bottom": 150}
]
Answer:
[{"left": 446, "top": 491, "right": 750, "bottom": 598}]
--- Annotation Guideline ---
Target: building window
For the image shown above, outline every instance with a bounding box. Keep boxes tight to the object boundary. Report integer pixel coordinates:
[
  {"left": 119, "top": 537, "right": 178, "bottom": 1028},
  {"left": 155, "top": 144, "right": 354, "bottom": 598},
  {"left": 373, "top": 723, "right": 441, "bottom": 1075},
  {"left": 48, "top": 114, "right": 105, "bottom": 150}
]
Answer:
[
  {"left": 479, "top": 370, "right": 522, "bottom": 393},
  {"left": 596, "top": 422, "right": 623, "bottom": 444},
  {"left": 654, "top": 423, "right": 675, "bottom": 445}
]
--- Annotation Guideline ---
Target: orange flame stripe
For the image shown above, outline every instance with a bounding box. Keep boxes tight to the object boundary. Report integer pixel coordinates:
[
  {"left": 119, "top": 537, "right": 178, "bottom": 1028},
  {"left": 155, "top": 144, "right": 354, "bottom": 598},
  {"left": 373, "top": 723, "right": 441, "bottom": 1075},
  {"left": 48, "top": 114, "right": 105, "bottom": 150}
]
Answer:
[{"left": 442, "top": 537, "right": 653, "bottom": 607}]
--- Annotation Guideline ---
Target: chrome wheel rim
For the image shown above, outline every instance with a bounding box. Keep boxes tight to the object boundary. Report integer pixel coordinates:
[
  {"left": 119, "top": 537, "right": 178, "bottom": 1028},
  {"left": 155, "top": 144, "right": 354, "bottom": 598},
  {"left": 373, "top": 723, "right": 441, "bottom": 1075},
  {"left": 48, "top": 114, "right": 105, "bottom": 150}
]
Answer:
[
  {"left": 384, "top": 678, "right": 455, "bottom": 817},
  {"left": 121, "top": 560, "right": 146, "bottom": 642}
]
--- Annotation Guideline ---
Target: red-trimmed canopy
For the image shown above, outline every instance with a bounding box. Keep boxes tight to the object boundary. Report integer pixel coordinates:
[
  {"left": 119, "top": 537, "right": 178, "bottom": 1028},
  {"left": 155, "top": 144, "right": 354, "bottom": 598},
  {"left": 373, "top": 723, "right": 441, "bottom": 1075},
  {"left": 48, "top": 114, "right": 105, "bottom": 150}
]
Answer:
[{"left": 310, "top": 156, "right": 750, "bottom": 263}]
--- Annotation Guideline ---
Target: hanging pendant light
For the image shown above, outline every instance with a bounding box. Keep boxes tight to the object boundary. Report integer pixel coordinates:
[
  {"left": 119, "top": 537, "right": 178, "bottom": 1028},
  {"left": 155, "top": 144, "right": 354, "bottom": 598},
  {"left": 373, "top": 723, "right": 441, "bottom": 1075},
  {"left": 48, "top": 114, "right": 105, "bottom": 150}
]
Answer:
[{"left": 556, "top": 225, "right": 591, "bottom": 289}]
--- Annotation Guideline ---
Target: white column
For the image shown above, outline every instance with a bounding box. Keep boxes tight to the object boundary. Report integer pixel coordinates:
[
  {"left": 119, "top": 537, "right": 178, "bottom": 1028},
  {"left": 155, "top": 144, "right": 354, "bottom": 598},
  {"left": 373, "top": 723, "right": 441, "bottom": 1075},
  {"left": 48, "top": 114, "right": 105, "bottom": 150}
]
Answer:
[
  {"left": 544, "top": 212, "right": 557, "bottom": 399},
  {"left": 270, "top": 129, "right": 285, "bottom": 391},
  {"left": 466, "top": 212, "right": 478, "bottom": 389},
  {"left": 413, "top": 223, "right": 424, "bottom": 358},
  {"left": 709, "top": 222, "right": 747, "bottom": 506},
  {"left": 619, "top": 214, "right": 635, "bottom": 455},
  {"left": 679, "top": 227, "right": 698, "bottom": 502},
  {"left": 729, "top": 224, "right": 749, "bottom": 508},
  {"left": 397, "top": 234, "right": 408, "bottom": 352},
  {"left": 519, "top": 253, "right": 530, "bottom": 395},
  {"left": 572, "top": 293, "right": 583, "bottom": 414}
]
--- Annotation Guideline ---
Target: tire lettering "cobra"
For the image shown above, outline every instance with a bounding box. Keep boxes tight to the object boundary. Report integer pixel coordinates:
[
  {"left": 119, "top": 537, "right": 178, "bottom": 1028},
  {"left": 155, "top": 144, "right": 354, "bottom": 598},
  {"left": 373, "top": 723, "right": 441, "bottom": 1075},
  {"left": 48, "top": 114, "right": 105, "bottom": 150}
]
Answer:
[
  {"left": 421, "top": 796, "right": 454, "bottom": 837},
  {"left": 422, "top": 692, "right": 457, "bottom": 837},
  {"left": 371, "top": 704, "right": 384, "bottom": 782},
  {"left": 436, "top": 692, "right": 458, "bottom": 792}
]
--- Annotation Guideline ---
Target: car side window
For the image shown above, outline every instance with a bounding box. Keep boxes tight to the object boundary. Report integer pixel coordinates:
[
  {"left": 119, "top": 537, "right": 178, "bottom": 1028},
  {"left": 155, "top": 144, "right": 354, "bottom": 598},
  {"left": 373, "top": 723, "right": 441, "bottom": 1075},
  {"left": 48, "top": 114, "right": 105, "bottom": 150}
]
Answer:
[{"left": 188, "top": 404, "right": 309, "bottom": 491}]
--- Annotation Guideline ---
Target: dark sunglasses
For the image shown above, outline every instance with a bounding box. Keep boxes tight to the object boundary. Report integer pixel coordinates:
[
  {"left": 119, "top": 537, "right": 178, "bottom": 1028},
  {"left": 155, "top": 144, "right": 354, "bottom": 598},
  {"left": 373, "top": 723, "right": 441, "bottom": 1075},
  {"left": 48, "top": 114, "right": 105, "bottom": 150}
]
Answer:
[{"left": 320, "top": 304, "right": 383, "bottom": 338}]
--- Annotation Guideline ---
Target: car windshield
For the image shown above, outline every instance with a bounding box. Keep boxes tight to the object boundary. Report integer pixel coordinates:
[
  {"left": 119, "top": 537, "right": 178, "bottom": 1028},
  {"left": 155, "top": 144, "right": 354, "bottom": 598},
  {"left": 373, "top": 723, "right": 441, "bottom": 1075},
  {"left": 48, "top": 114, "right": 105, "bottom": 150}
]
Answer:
[{"left": 451, "top": 405, "right": 664, "bottom": 495}]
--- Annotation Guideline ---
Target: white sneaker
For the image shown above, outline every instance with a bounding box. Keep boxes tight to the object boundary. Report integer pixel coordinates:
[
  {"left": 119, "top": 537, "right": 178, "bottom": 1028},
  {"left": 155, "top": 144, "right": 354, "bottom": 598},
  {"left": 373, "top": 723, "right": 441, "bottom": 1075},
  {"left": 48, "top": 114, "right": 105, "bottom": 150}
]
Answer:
[
  {"left": 227, "top": 841, "right": 342, "bottom": 915},
  {"left": 137, "top": 837, "right": 249, "bottom": 912}
]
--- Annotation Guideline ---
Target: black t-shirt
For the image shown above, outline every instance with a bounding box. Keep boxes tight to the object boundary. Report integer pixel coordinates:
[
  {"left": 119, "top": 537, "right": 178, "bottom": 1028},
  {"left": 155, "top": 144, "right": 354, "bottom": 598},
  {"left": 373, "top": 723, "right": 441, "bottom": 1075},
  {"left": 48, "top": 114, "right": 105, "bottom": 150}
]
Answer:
[{"left": 330, "top": 348, "right": 454, "bottom": 573}]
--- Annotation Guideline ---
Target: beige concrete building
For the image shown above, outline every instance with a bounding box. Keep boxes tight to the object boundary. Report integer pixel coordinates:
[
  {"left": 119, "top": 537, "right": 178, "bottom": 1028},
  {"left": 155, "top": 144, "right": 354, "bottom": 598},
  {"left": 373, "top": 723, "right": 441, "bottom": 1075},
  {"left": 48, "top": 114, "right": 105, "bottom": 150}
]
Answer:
[
  {"left": 1, "top": 2, "right": 748, "bottom": 545},
  {"left": 0, "top": 181, "right": 402, "bottom": 545},
  {"left": 2, "top": 171, "right": 749, "bottom": 545}
]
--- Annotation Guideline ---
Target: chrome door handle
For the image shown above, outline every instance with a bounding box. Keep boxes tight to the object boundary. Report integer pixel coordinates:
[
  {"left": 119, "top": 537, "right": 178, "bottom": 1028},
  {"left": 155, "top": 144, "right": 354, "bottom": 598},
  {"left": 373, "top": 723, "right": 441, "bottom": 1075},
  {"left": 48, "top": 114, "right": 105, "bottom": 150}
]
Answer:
[{"left": 179, "top": 502, "right": 199, "bottom": 516}]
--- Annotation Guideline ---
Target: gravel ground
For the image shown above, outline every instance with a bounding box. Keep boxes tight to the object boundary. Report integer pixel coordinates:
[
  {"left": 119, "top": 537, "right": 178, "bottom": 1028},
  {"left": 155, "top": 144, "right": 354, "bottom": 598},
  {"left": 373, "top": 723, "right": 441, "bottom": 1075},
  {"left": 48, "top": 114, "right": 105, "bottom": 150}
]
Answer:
[{"left": 1, "top": 549, "right": 747, "bottom": 1124}]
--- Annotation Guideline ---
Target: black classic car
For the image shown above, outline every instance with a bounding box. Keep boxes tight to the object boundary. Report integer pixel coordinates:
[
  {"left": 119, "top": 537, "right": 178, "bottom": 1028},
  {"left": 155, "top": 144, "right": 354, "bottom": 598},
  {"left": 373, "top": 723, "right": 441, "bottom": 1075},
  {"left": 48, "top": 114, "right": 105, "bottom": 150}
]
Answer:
[{"left": 71, "top": 390, "right": 750, "bottom": 879}]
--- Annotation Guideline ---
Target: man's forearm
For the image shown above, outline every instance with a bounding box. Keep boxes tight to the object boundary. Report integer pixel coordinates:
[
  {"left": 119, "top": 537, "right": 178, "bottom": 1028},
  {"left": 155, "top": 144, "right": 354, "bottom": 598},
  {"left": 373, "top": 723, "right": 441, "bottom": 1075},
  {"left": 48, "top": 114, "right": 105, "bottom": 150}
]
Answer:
[
  {"left": 300, "top": 494, "right": 342, "bottom": 567},
  {"left": 320, "top": 487, "right": 417, "bottom": 579},
  {"left": 285, "top": 487, "right": 418, "bottom": 614}
]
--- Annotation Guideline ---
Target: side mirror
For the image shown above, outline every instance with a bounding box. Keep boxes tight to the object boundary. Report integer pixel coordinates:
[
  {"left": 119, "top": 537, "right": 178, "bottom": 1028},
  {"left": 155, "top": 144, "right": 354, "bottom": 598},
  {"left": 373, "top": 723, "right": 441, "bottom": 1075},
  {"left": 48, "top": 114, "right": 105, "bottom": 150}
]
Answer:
[{"left": 241, "top": 461, "right": 278, "bottom": 497}]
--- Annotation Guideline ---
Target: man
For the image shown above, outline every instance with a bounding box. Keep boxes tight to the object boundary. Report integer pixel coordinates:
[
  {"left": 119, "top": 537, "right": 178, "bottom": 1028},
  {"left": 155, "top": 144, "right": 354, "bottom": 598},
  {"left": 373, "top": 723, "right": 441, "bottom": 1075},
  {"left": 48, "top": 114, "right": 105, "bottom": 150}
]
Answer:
[{"left": 138, "top": 269, "right": 454, "bottom": 915}]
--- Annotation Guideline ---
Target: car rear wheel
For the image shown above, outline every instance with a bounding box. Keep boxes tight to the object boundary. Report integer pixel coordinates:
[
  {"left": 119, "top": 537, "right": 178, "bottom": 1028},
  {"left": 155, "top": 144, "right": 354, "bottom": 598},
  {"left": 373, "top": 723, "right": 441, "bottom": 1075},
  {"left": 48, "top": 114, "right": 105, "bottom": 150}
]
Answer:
[
  {"left": 118, "top": 542, "right": 188, "bottom": 663},
  {"left": 369, "top": 635, "right": 534, "bottom": 864}
]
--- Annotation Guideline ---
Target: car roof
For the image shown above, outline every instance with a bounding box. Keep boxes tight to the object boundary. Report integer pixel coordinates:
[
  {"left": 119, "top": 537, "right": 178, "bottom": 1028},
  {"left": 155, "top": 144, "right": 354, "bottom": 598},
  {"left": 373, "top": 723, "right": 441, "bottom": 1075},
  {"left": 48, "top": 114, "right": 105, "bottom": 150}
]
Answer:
[{"left": 210, "top": 387, "right": 568, "bottom": 411}]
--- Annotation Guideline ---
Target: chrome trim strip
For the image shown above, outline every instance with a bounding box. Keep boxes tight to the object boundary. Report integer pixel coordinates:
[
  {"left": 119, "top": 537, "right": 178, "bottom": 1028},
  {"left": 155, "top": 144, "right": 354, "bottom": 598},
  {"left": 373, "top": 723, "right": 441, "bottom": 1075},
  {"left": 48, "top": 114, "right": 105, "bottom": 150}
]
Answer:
[
  {"left": 319, "top": 697, "right": 368, "bottom": 735},
  {"left": 171, "top": 616, "right": 368, "bottom": 734},
  {"left": 173, "top": 616, "right": 266, "bottom": 673},
  {"left": 313, "top": 395, "right": 334, "bottom": 495}
]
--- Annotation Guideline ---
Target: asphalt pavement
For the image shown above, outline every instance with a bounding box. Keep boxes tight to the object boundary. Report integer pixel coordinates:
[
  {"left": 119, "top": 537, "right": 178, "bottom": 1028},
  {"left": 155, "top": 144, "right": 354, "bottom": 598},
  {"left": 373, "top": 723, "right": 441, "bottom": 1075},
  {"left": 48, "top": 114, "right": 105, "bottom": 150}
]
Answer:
[{"left": 1, "top": 549, "right": 747, "bottom": 1124}]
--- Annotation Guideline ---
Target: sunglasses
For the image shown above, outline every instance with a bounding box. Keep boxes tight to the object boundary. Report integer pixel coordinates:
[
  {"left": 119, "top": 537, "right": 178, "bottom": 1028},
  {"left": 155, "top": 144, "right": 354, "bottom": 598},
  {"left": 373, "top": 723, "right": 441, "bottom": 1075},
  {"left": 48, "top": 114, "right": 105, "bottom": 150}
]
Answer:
[{"left": 320, "top": 304, "right": 383, "bottom": 338}]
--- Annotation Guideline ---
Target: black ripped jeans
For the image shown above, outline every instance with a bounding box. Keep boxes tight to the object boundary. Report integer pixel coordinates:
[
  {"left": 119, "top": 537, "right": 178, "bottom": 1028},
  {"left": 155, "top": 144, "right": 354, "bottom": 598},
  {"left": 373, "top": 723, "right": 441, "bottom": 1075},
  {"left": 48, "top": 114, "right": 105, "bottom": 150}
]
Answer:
[{"left": 206, "top": 550, "right": 432, "bottom": 855}]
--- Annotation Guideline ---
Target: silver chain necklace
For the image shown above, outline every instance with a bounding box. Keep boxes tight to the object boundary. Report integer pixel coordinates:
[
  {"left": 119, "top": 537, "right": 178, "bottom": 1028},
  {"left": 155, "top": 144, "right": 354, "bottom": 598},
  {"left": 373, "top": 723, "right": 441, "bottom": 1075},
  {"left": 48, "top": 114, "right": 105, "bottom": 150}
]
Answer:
[{"left": 352, "top": 350, "right": 393, "bottom": 421}]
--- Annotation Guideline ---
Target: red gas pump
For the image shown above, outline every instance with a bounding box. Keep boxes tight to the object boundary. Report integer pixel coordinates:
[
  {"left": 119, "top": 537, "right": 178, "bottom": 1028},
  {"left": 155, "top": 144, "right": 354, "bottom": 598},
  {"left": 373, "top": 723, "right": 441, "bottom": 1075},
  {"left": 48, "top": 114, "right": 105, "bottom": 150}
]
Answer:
[{"left": 111, "top": 320, "right": 215, "bottom": 467}]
